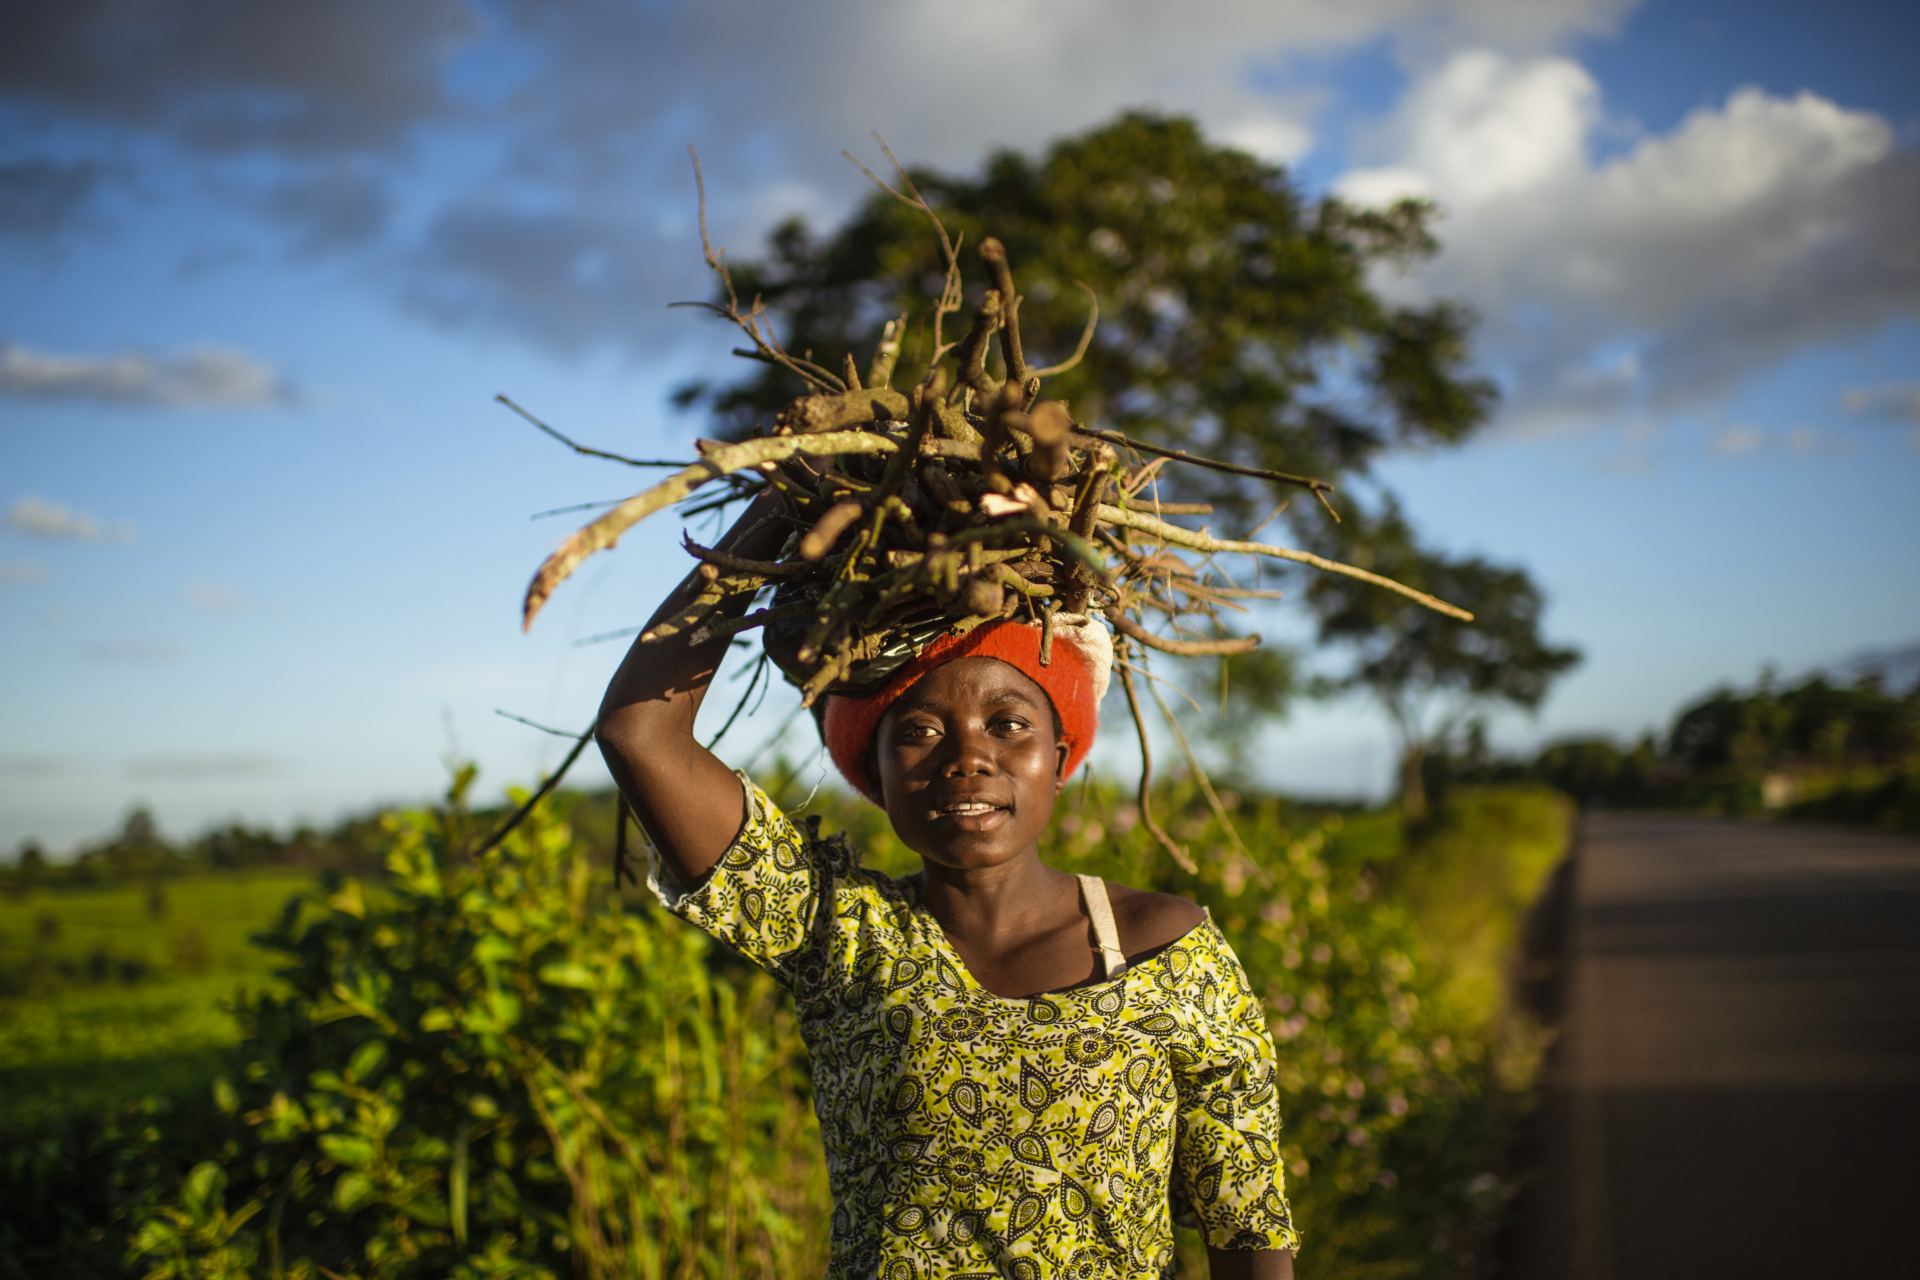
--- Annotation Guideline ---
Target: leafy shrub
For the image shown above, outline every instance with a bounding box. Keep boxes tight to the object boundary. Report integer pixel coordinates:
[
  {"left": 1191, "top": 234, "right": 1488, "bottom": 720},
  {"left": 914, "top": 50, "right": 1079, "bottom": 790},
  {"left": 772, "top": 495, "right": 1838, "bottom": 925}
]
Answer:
[
  {"left": 109, "top": 766, "right": 1569, "bottom": 1280},
  {"left": 1785, "top": 766, "right": 1920, "bottom": 833},
  {"left": 133, "top": 774, "right": 825, "bottom": 1280}
]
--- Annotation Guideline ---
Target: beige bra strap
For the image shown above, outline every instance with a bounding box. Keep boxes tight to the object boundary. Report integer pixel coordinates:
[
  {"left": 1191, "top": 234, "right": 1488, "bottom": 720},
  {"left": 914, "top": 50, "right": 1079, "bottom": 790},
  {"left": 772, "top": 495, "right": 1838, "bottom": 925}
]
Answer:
[{"left": 1076, "top": 874, "right": 1128, "bottom": 978}]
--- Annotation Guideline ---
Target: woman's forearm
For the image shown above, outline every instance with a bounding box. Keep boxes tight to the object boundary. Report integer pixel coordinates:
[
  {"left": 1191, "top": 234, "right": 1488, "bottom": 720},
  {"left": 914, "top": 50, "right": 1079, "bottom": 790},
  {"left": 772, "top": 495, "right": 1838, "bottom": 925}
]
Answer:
[
  {"left": 597, "top": 490, "right": 786, "bottom": 735},
  {"left": 595, "top": 487, "right": 789, "bottom": 875}
]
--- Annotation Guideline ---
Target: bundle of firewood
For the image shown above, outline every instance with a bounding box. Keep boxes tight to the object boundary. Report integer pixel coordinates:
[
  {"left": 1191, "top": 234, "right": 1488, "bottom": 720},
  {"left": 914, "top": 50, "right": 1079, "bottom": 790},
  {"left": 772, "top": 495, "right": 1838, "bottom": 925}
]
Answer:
[{"left": 514, "top": 148, "right": 1468, "bottom": 856}]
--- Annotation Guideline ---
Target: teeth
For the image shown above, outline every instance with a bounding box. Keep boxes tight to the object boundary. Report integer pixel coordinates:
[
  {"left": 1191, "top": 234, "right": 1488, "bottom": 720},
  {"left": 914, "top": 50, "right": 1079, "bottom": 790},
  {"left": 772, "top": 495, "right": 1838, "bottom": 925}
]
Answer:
[{"left": 945, "top": 802, "right": 994, "bottom": 814}]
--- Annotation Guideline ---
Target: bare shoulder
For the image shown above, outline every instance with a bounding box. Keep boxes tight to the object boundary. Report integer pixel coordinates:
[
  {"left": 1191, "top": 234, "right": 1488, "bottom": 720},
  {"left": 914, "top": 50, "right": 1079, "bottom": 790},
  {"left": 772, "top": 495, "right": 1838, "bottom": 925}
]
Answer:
[{"left": 1104, "top": 882, "right": 1207, "bottom": 956}]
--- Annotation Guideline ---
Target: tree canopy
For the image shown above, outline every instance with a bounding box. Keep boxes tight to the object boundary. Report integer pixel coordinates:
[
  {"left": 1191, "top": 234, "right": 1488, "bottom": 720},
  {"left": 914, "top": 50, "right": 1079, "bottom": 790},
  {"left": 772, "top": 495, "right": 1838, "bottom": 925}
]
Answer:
[
  {"left": 679, "top": 112, "right": 1582, "bottom": 804},
  {"left": 1303, "top": 499, "right": 1582, "bottom": 816},
  {"left": 683, "top": 111, "right": 1494, "bottom": 533}
]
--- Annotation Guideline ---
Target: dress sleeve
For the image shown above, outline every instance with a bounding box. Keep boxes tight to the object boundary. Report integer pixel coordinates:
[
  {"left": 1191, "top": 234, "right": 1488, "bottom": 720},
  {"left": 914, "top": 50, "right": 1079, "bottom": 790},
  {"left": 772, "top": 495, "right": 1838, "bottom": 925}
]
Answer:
[
  {"left": 643, "top": 771, "right": 849, "bottom": 991},
  {"left": 1169, "top": 922, "right": 1302, "bottom": 1254}
]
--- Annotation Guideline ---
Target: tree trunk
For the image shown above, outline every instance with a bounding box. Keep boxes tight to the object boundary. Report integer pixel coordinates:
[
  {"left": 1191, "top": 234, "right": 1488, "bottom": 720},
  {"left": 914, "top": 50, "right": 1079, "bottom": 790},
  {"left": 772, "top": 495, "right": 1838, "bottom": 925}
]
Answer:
[{"left": 1398, "top": 742, "right": 1428, "bottom": 822}]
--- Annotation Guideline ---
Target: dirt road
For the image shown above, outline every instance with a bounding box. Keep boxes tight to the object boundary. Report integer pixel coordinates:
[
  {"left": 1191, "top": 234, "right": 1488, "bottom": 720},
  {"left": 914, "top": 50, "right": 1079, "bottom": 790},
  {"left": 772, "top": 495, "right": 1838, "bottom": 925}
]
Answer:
[{"left": 1504, "top": 814, "right": 1920, "bottom": 1280}]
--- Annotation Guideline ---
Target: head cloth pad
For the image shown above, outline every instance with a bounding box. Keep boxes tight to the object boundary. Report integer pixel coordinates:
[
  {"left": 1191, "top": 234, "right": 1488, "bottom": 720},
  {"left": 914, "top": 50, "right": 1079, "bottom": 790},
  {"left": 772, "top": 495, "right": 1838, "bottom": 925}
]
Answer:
[{"left": 821, "top": 616, "right": 1110, "bottom": 804}]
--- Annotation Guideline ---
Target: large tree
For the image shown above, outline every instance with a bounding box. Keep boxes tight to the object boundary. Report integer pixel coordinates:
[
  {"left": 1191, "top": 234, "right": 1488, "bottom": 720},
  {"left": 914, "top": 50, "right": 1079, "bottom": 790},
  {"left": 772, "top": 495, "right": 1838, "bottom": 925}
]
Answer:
[
  {"left": 1304, "top": 500, "right": 1582, "bottom": 818},
  {"left": 682, "top": 112, "right": 1567, "bottom": 797},
  {"left": 683, "top": 111, "right": 1493, "bottom": 534}
]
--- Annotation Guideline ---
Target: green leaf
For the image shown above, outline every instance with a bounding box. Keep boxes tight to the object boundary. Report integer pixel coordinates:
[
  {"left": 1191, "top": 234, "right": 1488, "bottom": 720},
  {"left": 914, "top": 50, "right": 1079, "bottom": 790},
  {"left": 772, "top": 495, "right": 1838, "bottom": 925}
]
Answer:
[
  {"left": 536, "top": 961, "right": 596, "bottom": 990},
  {"left": 487, "top": 988, "right": 522, "bottom": 1029},
  {"left": 347, "top": 1040, "right": 389, "bottom": 1082},
  {"left": 450, "top": 1125, "right": 471, "bottom": 1245},
  {"left": 333, "top": 1170, "right": 375, "bottom": 1213},
  {"left": 319, "top": 1133, "right": 377, "bottom": 1169},
  {"left": 181, "top": 1161, "right": 225, "bottom": 1220},
  {"left": 420, "top": 1006, "right": 455, "bottom": 1032}
]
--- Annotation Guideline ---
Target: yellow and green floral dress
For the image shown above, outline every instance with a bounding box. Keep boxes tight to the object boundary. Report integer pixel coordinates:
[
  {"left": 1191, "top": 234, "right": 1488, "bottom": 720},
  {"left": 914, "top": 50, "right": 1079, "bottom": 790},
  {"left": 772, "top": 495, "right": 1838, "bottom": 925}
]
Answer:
[{"left": 645, "top": 774, "right": 1301, "bottom": 1278}]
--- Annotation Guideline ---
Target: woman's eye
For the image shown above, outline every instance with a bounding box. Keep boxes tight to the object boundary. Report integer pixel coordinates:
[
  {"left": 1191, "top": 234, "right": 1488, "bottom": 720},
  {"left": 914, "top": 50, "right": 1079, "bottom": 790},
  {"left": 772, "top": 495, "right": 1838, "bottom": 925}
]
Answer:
[{"left": 994, "top": 717, "right": 1030, "bottom": 734}]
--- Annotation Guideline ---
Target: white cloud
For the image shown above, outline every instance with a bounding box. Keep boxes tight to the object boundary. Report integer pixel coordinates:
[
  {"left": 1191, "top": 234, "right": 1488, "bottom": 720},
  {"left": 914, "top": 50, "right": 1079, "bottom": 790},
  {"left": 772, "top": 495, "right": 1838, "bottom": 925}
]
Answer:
[
  {"left": 1337, "top": 51, "right": 1919, "bottom": 433},
  {"left": 393, "top": 0, "right": 1634, "bottom": 354},
  {"left": 1710, "top": 424, "right": 1853, "bottom": 459},
  {"left": 76, "top": 639, "right": 181, "bottom": 664},
  {"left": 0, "top": 340, "right": 292, "bottom": 408},
  {"left": 1840, "top": 382, "right": 1920, "bottom": 451},
  {"left": 1842, "top": 383, "right": 1920, "bottom": 423},
  {"left": 1216, "top": 111, "right": 1318, "bottom": 165},
  {"left": 1343, "top": 52, "right": 1600, "bottom": 208},
  {"left": 3, "top": 0, "right": 1644, "bottom": 358},
  {"left": 185, "top": 580, "right": 247, "bottom": 614},
  {"left": 0, "top": 559, "right": 48, "bottom": 586},
  {"left": 4, "top": 495, "right": 136, "bottom": 544}
]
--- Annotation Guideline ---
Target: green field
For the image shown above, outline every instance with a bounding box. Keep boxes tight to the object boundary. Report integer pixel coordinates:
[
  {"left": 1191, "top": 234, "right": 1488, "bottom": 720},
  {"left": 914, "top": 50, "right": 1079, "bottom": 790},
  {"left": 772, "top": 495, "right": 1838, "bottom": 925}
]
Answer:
[{"left": 0, "top": 872, "right": 315, "bottom": 1131}]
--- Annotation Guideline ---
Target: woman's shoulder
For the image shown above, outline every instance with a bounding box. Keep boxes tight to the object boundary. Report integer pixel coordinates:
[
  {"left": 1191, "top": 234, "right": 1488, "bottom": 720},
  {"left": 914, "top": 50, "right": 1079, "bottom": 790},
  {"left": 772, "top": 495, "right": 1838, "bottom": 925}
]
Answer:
[{"left": 1103, "top": 881, "right": 1208, "bottom": 957}]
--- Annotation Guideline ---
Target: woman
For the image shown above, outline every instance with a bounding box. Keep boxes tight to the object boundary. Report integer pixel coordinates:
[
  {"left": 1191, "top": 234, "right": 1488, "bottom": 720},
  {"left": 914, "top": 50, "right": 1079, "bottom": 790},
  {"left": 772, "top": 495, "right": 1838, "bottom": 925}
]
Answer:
[{"left": 597, "top": 489, "right": 1300, "bottom": 1278}]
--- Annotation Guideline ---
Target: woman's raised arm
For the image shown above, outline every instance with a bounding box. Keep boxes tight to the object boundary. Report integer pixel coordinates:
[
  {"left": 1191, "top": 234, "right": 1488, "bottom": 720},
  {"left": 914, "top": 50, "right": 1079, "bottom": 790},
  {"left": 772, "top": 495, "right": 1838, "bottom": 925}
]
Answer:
[{"left": 595, "top": 488, "right": 787, "bottom": 885}]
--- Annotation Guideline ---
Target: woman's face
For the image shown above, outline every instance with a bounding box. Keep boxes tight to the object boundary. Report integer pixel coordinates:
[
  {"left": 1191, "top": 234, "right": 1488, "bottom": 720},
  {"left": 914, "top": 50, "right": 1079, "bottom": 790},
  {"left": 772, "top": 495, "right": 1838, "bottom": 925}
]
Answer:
[{"left": 873, "top": 656, "right": 1068, "bottom": 872}]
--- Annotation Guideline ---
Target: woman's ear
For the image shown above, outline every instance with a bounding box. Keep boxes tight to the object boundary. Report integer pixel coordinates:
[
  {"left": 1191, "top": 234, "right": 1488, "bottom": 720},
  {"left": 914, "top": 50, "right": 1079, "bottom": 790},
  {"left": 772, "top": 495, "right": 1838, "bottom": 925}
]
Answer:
[{"left": 1054, "top": 739, "right": 1070, "bottom": 790}]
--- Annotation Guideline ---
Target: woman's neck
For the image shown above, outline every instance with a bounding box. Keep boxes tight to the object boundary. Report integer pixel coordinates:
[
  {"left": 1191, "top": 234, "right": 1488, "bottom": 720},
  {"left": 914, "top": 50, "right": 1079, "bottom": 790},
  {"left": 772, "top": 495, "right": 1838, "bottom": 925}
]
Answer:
[{"left": 912, "top": 857, "right": 1080, "bottom": 944}]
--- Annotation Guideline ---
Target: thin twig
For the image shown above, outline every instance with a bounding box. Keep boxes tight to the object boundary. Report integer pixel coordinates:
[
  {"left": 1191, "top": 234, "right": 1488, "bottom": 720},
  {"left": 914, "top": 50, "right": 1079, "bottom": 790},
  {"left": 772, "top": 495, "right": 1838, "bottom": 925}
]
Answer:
[
  {"left": 682, "top": 533, "right": 817, "bottom": 578},
  {"left": 497, "top": 395, "right": 686, "bottom": 467},
  {"left": 1097, "top": 504, "right": 1473, "bottom": 621},
  {"left": 1117, "top": 653, "right": 1193, "bottom": 872},
  {"left": 471, "top": 723, "right": 595, "bottom": 859},
  {"left": 573, "top": 626, "right": 642, "bottom": 648},
  {"left": 1144, "top": 674, "right": 1252, "bottom": 863},
  {"left": 613, "top": 793, "right": 634, "bottom": 889},
  {"left": 687, "top": 146, "right": 844, "bottom": 395},
  {"left": 1032, "top": 282, "right": 1100, "bottom": 378},
  {"left": 494, "top": 708, "right": 583, "bottom": 739},
  {"left": 1076, "top": 426, "right": 1334, "bottom": 496},
  {"left": 530, "top": 498, "right": 627, "bottom": 521},
  {"left": 844, "top": 137, "right": 964, "bottom": 368},
  {"left": 705, "top": 653, "right": 770, "bottom": 749}
]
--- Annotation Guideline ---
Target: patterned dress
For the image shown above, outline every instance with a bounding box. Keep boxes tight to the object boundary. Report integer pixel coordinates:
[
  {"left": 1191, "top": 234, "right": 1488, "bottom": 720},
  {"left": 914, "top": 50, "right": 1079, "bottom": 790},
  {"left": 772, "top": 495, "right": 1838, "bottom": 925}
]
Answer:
[{"left": 645, "top": 773, "right": 1301, "bottom": 1278}]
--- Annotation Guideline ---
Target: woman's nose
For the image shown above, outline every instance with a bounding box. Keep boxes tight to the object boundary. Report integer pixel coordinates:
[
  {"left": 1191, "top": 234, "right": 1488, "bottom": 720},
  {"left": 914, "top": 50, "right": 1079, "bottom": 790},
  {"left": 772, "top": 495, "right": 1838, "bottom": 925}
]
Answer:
[{"left": 940, "top": 723, "right": 997, "bottom": 775}]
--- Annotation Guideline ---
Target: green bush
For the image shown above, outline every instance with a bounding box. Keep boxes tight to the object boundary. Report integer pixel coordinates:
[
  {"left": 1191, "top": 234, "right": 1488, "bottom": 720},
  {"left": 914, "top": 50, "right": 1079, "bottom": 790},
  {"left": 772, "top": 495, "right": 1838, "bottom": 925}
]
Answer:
[
  {"left": 132, "top": 774, "right": 824, "bottom": 1280},
  {"left": 84, "top": 766, "right": 1569, "bottom": 1280},
  {"left": 1785, "top": 766, "right": 1920, "bottom": 833}
]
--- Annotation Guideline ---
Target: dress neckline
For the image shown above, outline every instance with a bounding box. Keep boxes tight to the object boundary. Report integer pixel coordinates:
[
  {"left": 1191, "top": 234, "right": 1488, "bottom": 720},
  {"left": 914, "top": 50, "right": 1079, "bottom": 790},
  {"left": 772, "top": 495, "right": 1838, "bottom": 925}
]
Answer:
[{"left": 899, "top": 872, "right": 1214, "bottom": 1004}]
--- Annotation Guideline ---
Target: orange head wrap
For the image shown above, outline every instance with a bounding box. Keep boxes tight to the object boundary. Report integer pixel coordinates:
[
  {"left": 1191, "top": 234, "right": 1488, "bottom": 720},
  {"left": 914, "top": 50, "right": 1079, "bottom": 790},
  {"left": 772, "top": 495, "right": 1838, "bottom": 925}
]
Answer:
[{"left": 821, "top": 619, "right": 1106, "bottom": 804}]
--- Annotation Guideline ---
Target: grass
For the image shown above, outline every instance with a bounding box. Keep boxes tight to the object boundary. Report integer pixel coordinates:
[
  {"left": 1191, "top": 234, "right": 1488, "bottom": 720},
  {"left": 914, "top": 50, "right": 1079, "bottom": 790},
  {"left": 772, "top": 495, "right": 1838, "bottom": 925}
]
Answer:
[{"left": 0, "top": 871, "right": 315, "bottom": 1131}]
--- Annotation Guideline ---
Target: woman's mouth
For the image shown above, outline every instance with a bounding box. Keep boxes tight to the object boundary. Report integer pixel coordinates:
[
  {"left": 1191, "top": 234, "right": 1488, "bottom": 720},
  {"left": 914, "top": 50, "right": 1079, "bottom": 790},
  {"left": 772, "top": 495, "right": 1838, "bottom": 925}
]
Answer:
[{"left": 931, "top": 799, "right": 1009, "bottom": 830}]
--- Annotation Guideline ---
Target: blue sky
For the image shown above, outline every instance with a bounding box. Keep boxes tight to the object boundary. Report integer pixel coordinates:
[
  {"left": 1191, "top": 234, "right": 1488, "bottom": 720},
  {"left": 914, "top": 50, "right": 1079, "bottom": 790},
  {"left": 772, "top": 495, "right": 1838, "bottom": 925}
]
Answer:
[{"left": 3, "top": 0, "right": 1916, "bottom": 852}]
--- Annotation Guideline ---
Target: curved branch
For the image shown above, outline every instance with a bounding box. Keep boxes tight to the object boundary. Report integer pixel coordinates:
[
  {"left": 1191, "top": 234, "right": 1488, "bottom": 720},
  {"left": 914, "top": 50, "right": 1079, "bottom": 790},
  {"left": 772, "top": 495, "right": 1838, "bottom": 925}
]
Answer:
[
  {"left": 1032, "top": 282, "right": 1100, "bottom": 378},
  {"left": 523, "top": 432, "right": 900, "bottom": 630},
  {"left": 1108, "top": 610, "right": 1260, "bottom": 656},
  {"left": 1096, "top": 504, "right": 1473, "bottom": 622}
]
